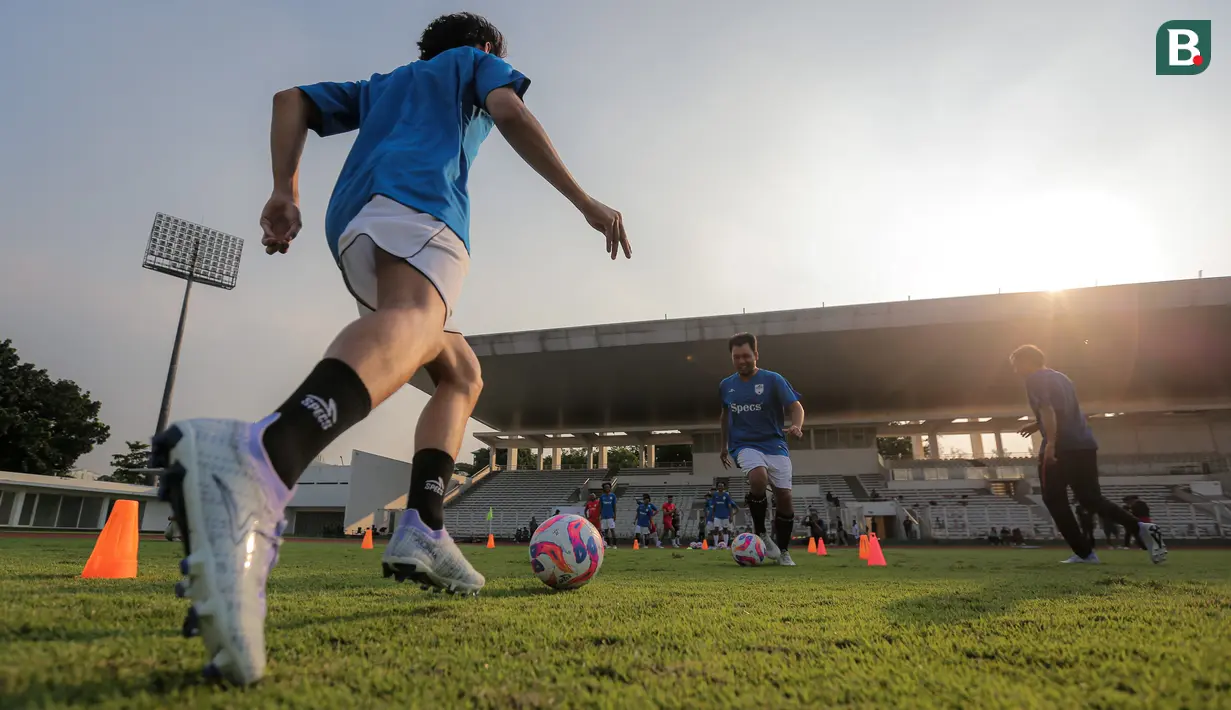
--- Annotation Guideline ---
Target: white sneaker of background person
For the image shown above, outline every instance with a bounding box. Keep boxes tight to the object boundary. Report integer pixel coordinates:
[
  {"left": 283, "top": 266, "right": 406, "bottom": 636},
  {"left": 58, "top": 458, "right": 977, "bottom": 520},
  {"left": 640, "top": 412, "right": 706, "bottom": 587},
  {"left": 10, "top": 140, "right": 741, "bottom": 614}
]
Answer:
[
  {"left": 156, "top": 416, "right": 294, "bottom": 686},
  {"left": 382, "top": 510, "right": 485, "bottom": 594},
  {"left": 778, "top": 551, "right": 797, "bottom": 567},
  {"left": 1061, "top": 552, "right": 1101, "bottom": 564},
  {"left": 1139, "top": 521, "right": 1168, "bottom": 564}
]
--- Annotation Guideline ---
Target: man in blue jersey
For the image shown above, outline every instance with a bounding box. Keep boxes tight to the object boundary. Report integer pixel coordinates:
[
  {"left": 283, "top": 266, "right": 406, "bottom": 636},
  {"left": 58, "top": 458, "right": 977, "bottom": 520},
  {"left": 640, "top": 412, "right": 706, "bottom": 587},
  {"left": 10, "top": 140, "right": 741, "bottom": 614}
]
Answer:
[
  {"left": 633, "top": 494, "right": 658, "bottom": 549},
  {"left": 719, "top": 333, "right": 805, "bottom": 566},
  {"left": 599, "top": 482, "right": 619, "bottom": 549},
  {"left": 1011, "top": 345, "right": 1166, "bottom": 565},
  {"left": 150, "top": 13, "right": 630, "bottom": 685},
  {"left": 709, "top": 482, "right": 738, "bottom": 548}
]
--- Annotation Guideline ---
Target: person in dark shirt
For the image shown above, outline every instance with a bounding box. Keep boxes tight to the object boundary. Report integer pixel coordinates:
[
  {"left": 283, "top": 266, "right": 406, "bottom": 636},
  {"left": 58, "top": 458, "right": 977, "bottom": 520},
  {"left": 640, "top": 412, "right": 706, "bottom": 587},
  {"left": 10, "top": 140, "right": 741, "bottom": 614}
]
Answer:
[{"left": 1011, "top": 344, "right": 1167, "bottom": 565}]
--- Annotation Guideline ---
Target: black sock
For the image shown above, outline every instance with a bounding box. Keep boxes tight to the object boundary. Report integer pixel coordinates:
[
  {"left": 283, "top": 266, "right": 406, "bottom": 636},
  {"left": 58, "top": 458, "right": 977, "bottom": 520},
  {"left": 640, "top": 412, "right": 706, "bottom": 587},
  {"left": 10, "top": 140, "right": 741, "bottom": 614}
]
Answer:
[
  {"left": 745, "top": 494, "right": 768, "bottom": 535},
  {"left": 408, "top": 448, "right": 454, "bottom": 530},
  {"left": 263, "top": 358, "right": 372, "bottom": 487},
  {"left": 773, "top": 513, "right": 795, "bottom": 551}
]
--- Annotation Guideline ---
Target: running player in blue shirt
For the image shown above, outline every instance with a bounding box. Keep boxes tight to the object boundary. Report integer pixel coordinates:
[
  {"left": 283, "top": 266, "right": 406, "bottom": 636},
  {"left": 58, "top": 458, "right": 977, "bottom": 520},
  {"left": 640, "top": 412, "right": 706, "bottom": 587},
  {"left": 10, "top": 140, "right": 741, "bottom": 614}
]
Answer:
[
  {"left": 1010, "top": 344, "right": 1166, "bottom": 565},
  {"left": 634, "top": 494, "right": 658, "bottom": 548},
  {"left": 599, "top": 482, "right": 619, "bottom": 549},
  {"left": 719, "top": 333, "right": 805, "bottom": 566},
  {"left": 710, "top": 483, "right": 738, "bottom": 548},
  {"left": 151, "top": 13, "right": 630, "bottom": 685}
]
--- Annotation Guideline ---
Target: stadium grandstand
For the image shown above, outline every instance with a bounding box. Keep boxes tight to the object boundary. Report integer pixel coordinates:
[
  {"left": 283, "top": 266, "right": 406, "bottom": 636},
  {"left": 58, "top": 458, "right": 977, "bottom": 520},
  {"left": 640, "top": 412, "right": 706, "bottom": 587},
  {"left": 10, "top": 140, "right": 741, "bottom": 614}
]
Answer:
[
  {"left": 5, "top": 277, "right": 1229, "bottom": 544},
  {"left": 432, "top": 276, "right": 1231, "bottom": 543}
]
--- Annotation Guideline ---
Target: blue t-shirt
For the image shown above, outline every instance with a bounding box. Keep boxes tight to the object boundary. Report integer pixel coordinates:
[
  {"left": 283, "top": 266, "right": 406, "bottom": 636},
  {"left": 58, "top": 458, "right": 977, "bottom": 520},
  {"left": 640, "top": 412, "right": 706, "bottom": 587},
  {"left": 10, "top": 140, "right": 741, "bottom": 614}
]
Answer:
[
  {"left": 599, "top": 493, "right": 618, "bottom": 518},
  {"left": 297, "top": 46, "right": 530, "bottom": 258},
  {"left": 721, "top": 369, "right": 801, "bottom": 457},
  {"left": 705, "top": 498, "right": 715, "bottom": 522},
  {"left": 712, "top": 492, "right": 735, "bottom": 518},
  {"left": 636, "top": 503, "right": 657, "bottom": 527},
  {"left": 1025, "top": 368, "right": 1098, "bottom": 452}
]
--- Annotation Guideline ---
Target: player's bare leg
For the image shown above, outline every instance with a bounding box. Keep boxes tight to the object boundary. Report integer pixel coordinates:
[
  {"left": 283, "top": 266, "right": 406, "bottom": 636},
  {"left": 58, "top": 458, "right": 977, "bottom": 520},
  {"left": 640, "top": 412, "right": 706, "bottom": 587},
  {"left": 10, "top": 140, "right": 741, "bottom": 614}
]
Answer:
[
  {"left": 157, "top": 251, "right": 455, "bottom": 684},
  {"left": 383, "top": 331, "right": 487, "bottom": 594}
]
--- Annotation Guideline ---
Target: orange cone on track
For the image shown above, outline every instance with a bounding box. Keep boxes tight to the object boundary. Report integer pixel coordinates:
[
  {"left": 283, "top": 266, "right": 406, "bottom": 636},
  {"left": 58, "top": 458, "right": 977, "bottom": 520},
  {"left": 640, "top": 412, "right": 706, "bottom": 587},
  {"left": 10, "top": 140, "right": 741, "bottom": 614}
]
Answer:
[
  {"left": 486, "top": 534, "right": 496, "bottom": 549},
  {"left": 361, "top": 528, "right": 374, "bottom": 549},
  {"left": 867, "top": 533, "right": 887, "bottom": 567},
  {"left": 807, "top": 537, "right": 817, "bottom": 554},
  {"left": 702, "top": 539, "right": 709, "bottom": 550},
  {"left": 858, "top": 534, "right": 869, "bottom": 560},
  {"left": 82, "top": 500, "right": 140, "bottom": 579},
  {"left": 816, "top": 537, "right": 828, "bottom": 556},
  {"left": 633, "top": 538, "right": 640, "bottom": 550}
]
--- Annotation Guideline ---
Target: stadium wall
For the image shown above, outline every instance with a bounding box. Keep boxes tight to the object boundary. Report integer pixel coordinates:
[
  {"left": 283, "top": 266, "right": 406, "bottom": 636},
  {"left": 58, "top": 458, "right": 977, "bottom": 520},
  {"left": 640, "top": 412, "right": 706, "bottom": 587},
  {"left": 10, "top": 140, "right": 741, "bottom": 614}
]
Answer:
[
  {"left": 1090, "top": 418, "right": 1227, "bottom": 455},
  {"left": 343, "top": 451, "right": 412, "bottom": 534}
]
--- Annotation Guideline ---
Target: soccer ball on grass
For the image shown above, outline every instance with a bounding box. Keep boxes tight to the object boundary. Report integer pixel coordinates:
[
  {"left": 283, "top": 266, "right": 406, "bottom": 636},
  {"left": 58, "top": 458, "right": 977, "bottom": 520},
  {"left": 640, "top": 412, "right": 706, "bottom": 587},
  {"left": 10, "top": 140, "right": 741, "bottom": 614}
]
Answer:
[{"left": 529, "top": 514, "right": 605, "bottom": 590}]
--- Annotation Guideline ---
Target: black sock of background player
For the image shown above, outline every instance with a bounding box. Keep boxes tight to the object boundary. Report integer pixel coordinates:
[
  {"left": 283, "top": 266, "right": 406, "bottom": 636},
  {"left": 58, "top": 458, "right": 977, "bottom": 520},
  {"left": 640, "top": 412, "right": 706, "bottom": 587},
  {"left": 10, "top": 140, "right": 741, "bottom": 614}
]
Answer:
[
  {"left": 262, "top": 359, "right": 372, "bottom": 488},
  {"left": 773, "top": 513, "right": 795, "bottom": 551},
  {"left": 408, "top": 448, "right": 454, "bottom": 530},
  {"left": 745, "top": 494, "right": 768, "bottom": 536}
]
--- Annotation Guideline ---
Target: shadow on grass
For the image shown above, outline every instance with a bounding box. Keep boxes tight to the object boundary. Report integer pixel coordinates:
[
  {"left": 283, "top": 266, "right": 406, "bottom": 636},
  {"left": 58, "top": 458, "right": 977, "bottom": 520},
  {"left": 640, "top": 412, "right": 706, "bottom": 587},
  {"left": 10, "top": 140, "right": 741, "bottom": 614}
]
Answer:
[
  {"left": 0, "top": 667, "right": 207, "bottom": 707},
  {"left": 883, "top": 578, "right": 1093, "bottom": 627}
]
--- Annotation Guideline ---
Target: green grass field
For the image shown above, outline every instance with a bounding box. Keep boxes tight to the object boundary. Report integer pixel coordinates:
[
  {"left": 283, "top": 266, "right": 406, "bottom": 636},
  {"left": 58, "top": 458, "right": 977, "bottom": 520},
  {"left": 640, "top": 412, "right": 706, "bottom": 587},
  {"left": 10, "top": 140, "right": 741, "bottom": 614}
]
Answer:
[{"left": 1, "top": 537, "right": 1229, "bottom": 709}]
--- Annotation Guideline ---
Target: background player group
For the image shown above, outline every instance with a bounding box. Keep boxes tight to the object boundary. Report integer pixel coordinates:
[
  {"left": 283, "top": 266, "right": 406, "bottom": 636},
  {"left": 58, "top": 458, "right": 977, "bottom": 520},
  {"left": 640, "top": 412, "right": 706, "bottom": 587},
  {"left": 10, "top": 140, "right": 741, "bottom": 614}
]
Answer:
[{"left": 143, "top": 11, "right": 1166, "bottom": 687}]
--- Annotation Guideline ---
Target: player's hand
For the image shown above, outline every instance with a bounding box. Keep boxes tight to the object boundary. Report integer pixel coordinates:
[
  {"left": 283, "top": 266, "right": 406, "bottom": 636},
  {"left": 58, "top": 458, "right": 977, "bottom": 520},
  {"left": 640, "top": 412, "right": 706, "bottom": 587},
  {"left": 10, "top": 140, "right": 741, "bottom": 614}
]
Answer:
[
  {"left": 720, "top": 450, "right": 732, "bottom": 469},
  {"left": 1043, "top": 442, "right": 1057, "bottom": 465},
  {"left": 786, "top": 424, "right": 804, "bottom": 439},
  {"left": 579, "top": 197, "right": 630, "bottom": 260},
  {"left": 260, "top": 191, "right": 302, "bottom": 255},
  {"left": 1018, "top": 421, "right": 1040, "bottom": 437}
]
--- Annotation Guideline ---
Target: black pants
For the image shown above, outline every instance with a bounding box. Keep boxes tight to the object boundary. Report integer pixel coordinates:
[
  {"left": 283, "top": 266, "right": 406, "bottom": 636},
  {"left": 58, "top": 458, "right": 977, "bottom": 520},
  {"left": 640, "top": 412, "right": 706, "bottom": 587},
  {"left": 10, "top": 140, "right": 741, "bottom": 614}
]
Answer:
[{"left": 1040, "top": 450, "right": 1142, "bottom": 559}]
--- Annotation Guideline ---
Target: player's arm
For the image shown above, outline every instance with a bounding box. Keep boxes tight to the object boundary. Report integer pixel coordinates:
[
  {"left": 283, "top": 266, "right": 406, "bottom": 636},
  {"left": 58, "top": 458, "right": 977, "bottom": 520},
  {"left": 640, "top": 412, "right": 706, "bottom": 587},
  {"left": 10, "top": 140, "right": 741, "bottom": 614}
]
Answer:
[
  {"left": 719, "top": 406, "right": 732, "bottom": 468},
  {"left": 261, "top": 79, "right": 363, "bottom": 254},
  {"left": 787, "top": 400, "right": 805, "bottom": 438},
  {"left": 1039, "top": 405, "right": 1058, "bottom": 462},
  {"left": 485, "top": 88, "right": 629, "bottom": 259}
]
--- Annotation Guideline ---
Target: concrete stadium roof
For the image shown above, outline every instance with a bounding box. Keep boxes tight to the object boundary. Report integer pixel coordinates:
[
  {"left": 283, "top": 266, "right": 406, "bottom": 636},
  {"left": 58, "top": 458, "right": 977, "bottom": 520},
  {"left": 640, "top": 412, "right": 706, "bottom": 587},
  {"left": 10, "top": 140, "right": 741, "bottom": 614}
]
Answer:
[{"left": 410, "top": 277, "right": 1231, "bottom": 434}]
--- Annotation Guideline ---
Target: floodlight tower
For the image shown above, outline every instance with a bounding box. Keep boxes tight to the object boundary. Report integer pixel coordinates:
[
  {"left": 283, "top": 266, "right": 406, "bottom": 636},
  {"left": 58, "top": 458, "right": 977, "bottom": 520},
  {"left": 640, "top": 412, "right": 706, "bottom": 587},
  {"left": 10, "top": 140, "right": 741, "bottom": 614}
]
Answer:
[{"left": 142, "top": 213, "right": 244, "bottom": 444}]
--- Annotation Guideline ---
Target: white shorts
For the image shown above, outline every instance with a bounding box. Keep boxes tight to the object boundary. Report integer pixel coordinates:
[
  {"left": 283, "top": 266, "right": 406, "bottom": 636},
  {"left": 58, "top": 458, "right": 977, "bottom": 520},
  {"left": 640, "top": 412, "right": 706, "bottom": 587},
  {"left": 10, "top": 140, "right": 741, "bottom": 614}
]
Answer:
[
  {"left": 735, "top": 448, "right": 794, "bottom": 490},
  {"left": 337, "top": 196, "right": 470, "bottom": 334},
  {"left": 601, "top": 518, "right": 616, "bottom": 530},
  {"left": 634, "top": 525, "right": 652, "bottom": 535},
  {"left": 712, "top": 517, "right": 732, "bottom": 531}
]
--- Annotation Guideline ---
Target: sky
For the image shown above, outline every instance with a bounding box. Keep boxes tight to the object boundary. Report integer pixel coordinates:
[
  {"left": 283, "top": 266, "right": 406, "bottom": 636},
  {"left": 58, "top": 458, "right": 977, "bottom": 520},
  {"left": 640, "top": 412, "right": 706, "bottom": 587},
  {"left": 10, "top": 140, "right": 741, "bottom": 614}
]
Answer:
[{"left": 1, "top": 1, "right": 1229, "bottom": 474}]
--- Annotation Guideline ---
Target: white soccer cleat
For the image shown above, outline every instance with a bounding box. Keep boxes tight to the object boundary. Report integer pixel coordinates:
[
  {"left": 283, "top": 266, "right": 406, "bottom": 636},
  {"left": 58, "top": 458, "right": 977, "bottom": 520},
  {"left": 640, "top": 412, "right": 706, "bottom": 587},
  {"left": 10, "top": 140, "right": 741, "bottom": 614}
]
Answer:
[
  {"left": 153, "top": 417, "right": 293, "bottom": 686},
  {"left": 1060, "top": 553, "right": 1100, "bottom": 564},
  {"left": 1140, "top": 522, "right": 1168, "bottom": 564},
  {"left": 778, "top": 551, "right": 797, "bottom": 567},
  {"left": 762, "top": 536, "right": 782, "bottom": 561},
  {"left": 382, "top": 510, "right": 485, "bottom": 595}
]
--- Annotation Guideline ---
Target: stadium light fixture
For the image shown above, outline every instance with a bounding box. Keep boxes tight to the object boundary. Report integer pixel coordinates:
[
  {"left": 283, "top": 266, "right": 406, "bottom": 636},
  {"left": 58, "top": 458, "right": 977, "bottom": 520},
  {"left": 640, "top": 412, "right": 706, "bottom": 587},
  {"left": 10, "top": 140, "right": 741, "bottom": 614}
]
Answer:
[{"left": 142, "top": 213, "right": 244, "bottom": 475}]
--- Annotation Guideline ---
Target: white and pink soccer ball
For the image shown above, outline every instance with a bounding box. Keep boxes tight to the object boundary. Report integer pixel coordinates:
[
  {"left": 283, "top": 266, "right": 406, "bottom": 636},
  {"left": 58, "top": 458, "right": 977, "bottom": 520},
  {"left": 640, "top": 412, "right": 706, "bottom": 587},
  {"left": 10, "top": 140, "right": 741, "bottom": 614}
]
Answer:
[
  {"left": 528, "top": 514, "right": 605, "bottom": 590},
  {"left": 731, "top": 532, "right": 767, "bottom": 566}
]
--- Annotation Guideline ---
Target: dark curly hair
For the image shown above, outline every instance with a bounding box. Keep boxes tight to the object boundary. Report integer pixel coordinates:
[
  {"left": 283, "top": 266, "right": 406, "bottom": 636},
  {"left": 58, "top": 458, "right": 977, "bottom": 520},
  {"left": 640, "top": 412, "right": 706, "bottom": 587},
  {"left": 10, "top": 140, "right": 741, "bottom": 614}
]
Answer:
[{"left": 417, "top": 12, "right": 506, "bottom": 61}]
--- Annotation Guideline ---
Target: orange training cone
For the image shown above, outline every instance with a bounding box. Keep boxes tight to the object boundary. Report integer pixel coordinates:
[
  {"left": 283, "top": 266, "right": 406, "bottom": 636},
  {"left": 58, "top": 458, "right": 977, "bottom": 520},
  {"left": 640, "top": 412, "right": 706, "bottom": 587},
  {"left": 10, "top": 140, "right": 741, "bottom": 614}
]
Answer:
[
  {"left": 858, "top": 534, "right": 869, "bottom": 560},
  {"left": 361, "top": 528, "right": 374, "bottom": 549},
  {"left": 816, "top": 537, "right": 828, "bottom": 556},
  {"left": 633, "top": 538, "right": 640, "bottom": 550},
  {"left": 486, "top": 533, "right": 496, "bottom": 549},
  {"left": 702, "top": 539, "right": 709, "bottom": 550},
  {"left": 82, "top": 499, "right": 140, "bottom": 579},
  {"left": 867, "top": 534, "right": 887, "bottom": 567},
  {"left": 807, "top": 537, "right": 817, "bottom": 554}
]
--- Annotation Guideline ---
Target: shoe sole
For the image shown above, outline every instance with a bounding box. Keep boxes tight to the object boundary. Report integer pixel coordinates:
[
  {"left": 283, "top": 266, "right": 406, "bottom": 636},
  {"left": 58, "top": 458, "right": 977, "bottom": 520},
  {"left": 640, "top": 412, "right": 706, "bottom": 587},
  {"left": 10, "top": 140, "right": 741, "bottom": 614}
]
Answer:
[
  {"left": 153, "top": 424, "right": 259, "bottom": 685},
  {"left": 381, "top": 559, "right": 482, "bottom": 596}
]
